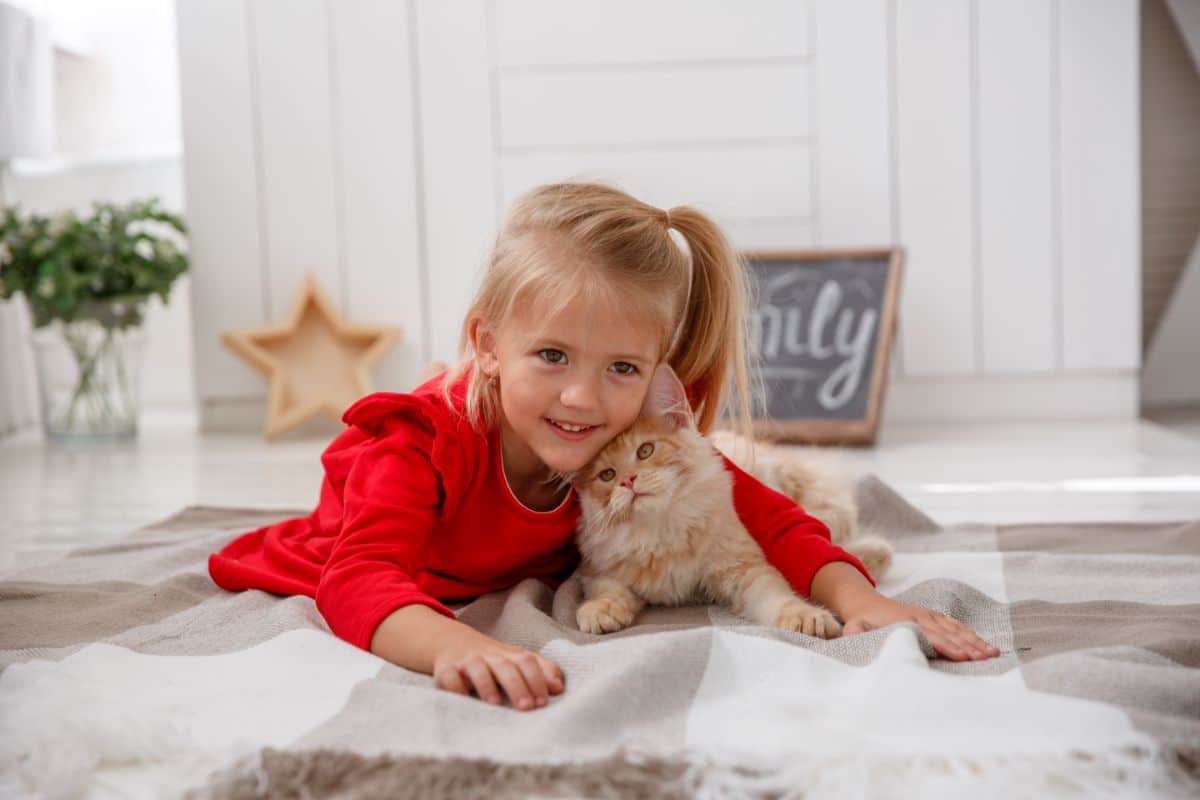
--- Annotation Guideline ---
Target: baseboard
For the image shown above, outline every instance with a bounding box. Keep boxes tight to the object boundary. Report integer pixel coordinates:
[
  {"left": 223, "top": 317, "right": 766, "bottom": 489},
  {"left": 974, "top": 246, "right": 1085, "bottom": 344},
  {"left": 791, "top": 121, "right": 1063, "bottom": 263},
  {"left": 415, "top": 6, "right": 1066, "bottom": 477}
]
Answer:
[
  {"left": 881, "top": 372, "right": 1139, "bottom": 423},
  {"left": 200, "top": 396, "right": 345, "bottom": 439}
]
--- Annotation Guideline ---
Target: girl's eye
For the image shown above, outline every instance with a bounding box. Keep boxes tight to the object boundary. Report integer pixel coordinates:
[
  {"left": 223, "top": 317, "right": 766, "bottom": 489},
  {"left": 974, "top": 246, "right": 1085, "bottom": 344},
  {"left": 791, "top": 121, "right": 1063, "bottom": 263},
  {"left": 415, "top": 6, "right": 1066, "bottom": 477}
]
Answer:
[
  {"left": 636, "top": 442, "right": 654, "bottom": 460},
  {"left": 538, "top": 348, "right": 566, "bottom": 364},
  {"left": 611, "top": 361, "right": 637, "bottom": 376},
  {"left": 598, "top": 468, "right": 616, "bottom": 482}
]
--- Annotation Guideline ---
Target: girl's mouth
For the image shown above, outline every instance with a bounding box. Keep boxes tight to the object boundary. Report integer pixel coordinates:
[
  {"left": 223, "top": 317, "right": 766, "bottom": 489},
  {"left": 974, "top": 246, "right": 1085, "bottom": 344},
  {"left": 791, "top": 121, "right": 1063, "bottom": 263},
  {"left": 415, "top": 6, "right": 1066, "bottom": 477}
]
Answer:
[{"left": 545, "top": 418, "right": 599, "bottom": 441}]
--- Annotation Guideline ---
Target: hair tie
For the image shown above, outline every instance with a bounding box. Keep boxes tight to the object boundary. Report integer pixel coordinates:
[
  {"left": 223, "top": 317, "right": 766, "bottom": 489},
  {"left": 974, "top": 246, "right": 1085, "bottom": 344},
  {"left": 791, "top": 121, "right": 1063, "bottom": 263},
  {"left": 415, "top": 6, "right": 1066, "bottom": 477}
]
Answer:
[
  {"left": 664, "top": 222, "right": 693, "bottom": 360},
  {"left": 663, "top": 208, "right": 673, "bottom": 228}
]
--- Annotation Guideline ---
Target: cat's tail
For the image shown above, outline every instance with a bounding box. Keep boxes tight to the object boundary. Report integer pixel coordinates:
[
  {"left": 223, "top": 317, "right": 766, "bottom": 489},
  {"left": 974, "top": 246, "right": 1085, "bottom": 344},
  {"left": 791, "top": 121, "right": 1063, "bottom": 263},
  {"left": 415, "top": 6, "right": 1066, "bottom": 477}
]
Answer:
[{"left": 840, "top": 533, "right": 894, "bottom": 583}]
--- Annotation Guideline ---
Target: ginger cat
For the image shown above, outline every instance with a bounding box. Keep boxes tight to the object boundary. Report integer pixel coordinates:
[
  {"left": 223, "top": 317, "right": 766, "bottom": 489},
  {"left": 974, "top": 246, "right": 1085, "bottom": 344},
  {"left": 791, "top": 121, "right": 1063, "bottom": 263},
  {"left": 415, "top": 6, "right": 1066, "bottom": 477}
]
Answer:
[{"left": 572, "top": 364, "right": 854, "bottom": 638}]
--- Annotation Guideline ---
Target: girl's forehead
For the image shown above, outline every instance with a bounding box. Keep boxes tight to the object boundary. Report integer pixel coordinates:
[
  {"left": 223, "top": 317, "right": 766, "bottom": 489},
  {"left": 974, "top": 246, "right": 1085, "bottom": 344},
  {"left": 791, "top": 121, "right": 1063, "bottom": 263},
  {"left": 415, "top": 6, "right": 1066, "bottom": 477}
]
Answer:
[{"left": 508, "top": 294, "right": 661, "bottom": 359}]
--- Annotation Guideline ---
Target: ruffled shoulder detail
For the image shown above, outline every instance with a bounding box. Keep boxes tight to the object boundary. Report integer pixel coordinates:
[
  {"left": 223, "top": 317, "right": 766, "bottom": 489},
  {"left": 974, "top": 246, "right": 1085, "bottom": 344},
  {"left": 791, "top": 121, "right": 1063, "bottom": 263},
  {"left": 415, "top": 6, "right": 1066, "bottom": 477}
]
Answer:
[
  {"left": 341, "top": 391, "right": 438, "bottom": 436},
  {"left": 341, "top": 368, "right": 466, "bottom": 435},
  {"left": 340, "top": 371, "right": 479, "bottom": 519}
]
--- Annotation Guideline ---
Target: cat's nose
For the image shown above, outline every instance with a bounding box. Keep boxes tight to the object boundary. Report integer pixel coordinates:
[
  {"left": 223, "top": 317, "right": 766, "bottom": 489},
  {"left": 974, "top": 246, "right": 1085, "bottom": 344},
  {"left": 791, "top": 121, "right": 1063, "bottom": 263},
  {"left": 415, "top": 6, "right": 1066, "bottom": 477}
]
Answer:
[{"left": 619, "top": 474, "right": 636, "bottom": 490}]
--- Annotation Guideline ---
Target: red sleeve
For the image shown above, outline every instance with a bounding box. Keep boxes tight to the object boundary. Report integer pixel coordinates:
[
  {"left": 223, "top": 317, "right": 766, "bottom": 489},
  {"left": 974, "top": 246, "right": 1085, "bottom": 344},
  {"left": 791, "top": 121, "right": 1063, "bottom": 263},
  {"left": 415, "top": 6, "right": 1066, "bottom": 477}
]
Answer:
[
  {"left": 315, "top": 421, "right": 457, "bottom": 653},
  {"left": 720, "top": 453, "right": 876, "bottom": 600}
]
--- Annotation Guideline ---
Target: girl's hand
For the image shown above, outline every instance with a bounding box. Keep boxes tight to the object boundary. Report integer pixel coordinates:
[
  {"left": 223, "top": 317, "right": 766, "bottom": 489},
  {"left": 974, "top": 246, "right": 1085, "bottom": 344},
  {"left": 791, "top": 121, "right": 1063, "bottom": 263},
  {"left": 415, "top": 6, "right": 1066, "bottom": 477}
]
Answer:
[
  {"left": 431, "top": 633, "right": 565, "bottom": 711},
  {"left": 841, "top": 598, "right": 1002, "bottom": 661}
]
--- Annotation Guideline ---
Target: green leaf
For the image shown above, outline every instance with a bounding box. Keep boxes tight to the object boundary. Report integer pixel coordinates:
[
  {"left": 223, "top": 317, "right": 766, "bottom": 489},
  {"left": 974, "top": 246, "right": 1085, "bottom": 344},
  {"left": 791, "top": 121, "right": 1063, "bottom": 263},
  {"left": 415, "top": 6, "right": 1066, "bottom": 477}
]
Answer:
[{"left": 0, "top": 196, "right": 190, "bottom": 325}]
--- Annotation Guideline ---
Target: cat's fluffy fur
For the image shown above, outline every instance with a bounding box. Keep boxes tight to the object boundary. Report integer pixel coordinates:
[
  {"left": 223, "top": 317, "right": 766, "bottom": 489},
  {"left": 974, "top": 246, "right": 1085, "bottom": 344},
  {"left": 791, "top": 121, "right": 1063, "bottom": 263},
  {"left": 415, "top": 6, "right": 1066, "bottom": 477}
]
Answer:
[{"left": 572, "top": 365, "right": 887, "bottom": 638}]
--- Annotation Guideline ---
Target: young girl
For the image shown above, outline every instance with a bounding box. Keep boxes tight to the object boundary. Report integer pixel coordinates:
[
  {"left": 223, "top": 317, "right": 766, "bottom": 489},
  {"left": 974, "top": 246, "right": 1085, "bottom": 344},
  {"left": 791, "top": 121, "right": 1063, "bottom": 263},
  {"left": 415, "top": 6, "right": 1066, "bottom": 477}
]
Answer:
[{"left": 209, "top": 182, "right": 1000, "bottom": 713}]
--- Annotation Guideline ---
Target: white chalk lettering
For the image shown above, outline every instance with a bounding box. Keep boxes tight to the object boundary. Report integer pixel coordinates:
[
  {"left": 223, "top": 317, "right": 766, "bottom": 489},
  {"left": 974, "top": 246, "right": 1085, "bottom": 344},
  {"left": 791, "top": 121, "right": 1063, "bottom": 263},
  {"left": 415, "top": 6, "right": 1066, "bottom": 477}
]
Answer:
[
  {"left": 751, "top": 275, "right": 876, "bottom": 411},
  {"left": 820, "top": 309, "right": 876, "bottom": 408}
]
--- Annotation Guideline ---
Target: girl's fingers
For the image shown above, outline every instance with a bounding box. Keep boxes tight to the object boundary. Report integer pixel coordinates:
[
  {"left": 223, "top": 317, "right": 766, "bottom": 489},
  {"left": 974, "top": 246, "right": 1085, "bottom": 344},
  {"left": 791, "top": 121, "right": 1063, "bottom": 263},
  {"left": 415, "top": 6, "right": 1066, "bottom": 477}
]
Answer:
[
  {"left": 489, "top": 658, "right": 537, "bottom": 711},
  {"left": 923, "top": 615, "right": 1000, "bottom": 660},
  {"left": 937, "top": 622, "right": 980, "bottom": 658},
  {"left": 926, "top": 609, "right": 1003, "bottom": 662},
  {"left": 463, "top": 658, "right": 504, "bottom": 705},
  {"left": 948, "top": 623, "right": 1001, "bottom": 657},
  {"left": 435, "top": 664, "right": 471, "bottom": 696},
  {"left": 927, "top": 631, "right": 967, "bottom": 660},
  {"left": 512, "top": 654, "right": 550, "bottom": 707},
  {"left": 444, "top": 651, "right": 564, "bottom": 708},
  {"left": 540, "top": 657, "right": 566, "bottom": 694}
]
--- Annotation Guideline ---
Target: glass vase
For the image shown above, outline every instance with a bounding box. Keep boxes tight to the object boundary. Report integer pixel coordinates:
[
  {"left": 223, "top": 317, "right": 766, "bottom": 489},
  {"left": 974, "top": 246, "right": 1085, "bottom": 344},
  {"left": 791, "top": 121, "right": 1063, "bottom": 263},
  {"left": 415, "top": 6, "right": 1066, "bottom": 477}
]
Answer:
[{"left": 29, "top": 300, "right": 147, "bottom": 441}]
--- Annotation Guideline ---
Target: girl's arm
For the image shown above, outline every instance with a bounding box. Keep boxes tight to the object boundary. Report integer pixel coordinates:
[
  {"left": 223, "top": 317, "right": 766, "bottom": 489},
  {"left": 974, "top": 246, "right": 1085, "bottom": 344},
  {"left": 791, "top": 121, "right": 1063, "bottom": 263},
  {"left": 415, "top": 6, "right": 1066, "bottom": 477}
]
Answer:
[
  {"left": 810, "top": 560, "right": 1001, "bottom": 661},
  {"left": 719, "top": 454, "right": 1001, "bottom": 661},
  {"left": 318, "top": 426, "right": 564, "bottom": 709},
  {"left": 718, "top": 453, "right": 875, "bottom": 597}
]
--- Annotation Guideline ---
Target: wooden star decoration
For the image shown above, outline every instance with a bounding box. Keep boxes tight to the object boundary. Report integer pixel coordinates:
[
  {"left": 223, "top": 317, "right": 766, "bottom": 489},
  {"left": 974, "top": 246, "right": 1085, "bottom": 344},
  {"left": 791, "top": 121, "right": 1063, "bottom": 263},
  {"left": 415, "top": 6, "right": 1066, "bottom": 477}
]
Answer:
[{"left": 221, "top": 274, "right": 402, "bottom": 440}]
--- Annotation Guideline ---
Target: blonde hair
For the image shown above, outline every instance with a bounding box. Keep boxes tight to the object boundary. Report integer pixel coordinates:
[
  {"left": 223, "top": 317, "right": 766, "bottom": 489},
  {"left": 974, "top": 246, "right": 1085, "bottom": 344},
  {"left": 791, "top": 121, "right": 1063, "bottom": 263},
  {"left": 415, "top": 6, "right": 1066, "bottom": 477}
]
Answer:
[{"left": 442, "top": 181, "right": 761, "bottom": 442}]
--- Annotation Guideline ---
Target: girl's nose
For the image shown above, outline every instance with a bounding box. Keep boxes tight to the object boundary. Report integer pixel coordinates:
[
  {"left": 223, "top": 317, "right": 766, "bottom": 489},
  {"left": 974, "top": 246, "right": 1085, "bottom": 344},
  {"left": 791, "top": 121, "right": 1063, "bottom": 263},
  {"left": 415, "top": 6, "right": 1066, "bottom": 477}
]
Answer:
[
  {"left": 619, "top": 474, "right": 637, "bottom": 490},
  {"left": 561, "top": 378, "right": 599, "bottom": 409}
]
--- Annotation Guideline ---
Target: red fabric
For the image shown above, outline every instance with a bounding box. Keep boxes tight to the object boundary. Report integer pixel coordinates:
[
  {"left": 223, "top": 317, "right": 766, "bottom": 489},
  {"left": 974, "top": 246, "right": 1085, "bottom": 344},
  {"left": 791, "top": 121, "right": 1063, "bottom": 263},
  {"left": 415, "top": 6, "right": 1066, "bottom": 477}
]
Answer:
[{"left": 208, "top": 370, "right": 875, "bottom": 653}]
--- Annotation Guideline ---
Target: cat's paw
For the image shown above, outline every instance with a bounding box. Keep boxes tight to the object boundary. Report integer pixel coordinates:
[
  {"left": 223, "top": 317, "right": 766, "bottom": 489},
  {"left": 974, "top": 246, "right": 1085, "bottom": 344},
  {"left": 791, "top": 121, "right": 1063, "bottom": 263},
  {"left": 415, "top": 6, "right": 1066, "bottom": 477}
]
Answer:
[
  {"left": 577, "top": 597, "right": 636, "bottom": 634},
  {"left": 774, "top": 600, "right": 842, "bottom": 639}
]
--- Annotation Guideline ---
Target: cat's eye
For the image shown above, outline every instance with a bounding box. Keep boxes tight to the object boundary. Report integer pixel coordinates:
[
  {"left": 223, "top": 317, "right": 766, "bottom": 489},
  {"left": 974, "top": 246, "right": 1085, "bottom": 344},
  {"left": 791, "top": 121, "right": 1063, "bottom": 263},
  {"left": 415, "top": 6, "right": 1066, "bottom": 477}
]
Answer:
[
  {"left": 636, "top": 442, "right": 654, "bottom": 460},
  {"left": 597, "top": 468, "right": 616, "bottom": 482}
]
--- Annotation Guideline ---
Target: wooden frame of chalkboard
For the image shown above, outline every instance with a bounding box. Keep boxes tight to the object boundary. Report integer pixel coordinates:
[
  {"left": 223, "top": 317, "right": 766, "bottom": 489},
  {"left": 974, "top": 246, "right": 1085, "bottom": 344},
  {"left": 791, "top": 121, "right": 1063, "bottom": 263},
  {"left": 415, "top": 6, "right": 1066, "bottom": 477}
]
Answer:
[{"left": 740, "top": 248, "right": 904, "bottom": 447}]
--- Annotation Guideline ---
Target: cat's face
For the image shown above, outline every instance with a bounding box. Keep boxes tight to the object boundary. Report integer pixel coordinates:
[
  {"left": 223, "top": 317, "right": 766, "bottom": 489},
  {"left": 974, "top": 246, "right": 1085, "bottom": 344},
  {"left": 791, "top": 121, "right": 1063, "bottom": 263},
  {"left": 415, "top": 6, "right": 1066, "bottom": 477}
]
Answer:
[{"left": 575, "top": 415, "right": 691, "bottom": 521}]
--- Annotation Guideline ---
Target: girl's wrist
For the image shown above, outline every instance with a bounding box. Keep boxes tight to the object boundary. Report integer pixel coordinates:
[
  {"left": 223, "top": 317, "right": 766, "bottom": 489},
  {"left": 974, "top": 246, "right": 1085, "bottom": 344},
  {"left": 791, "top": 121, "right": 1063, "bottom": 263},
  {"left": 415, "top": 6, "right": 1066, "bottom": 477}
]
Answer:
[{"left": 808, "top": 560, "right": 887, "bottom": 619}]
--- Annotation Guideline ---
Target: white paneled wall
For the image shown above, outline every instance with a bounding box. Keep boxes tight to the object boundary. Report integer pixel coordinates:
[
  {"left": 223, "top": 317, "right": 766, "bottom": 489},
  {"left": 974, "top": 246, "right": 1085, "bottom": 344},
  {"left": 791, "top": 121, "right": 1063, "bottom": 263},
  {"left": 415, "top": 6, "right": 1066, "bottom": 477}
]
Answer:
[
  {"left": 177, "top": 0, "right": 1141, "bottom": 433},
  {"left": 1059, "top": 0, "right": 1141, "bottom": 372},
  {"left": 894, "top": 0, "right": 976, "bottom": 377},
  {"left": 977, "top": 0, "right": 1055, "bottom": 375},
  {"left": 175, "top": 0, "right": 266, "bottom": 416},
  {"left": 416, "top": 0, "right": 496, "bottom": 363}
]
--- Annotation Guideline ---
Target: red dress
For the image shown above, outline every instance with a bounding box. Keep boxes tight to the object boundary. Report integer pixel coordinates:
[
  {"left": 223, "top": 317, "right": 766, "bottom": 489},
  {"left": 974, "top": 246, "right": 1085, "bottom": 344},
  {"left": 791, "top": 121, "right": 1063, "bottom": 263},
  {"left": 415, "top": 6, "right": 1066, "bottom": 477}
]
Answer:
[{"left": 208, "top": 370, "right": 874, "bottom": 652}]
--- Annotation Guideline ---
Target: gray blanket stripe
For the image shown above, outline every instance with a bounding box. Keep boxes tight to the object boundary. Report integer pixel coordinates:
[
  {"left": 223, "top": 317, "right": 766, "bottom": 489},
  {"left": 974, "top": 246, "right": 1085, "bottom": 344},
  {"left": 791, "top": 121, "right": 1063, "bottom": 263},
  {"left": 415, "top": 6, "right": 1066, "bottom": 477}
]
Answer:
[
  {"left": 1011, "top": 599, "right": 1200, "bottom": 668},
  {"left": 998, "top": 520, "right": 1200, "bottom": 556}
]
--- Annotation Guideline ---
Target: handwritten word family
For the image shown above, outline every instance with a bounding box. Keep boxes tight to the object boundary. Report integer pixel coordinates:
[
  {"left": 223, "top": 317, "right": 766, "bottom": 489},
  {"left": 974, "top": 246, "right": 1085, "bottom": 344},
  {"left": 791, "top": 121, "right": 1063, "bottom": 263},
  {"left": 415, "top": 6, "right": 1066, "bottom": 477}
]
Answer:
[{"left": 750, "top": 274, "right": 878, "bottom": 411}]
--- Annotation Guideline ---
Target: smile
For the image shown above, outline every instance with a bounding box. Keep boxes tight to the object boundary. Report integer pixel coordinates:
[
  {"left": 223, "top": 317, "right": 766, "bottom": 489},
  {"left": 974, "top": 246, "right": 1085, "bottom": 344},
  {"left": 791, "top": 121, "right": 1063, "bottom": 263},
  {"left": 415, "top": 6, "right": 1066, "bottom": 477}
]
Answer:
[{"left": 546, "top": 418, "right": 600, "bottom": 440}]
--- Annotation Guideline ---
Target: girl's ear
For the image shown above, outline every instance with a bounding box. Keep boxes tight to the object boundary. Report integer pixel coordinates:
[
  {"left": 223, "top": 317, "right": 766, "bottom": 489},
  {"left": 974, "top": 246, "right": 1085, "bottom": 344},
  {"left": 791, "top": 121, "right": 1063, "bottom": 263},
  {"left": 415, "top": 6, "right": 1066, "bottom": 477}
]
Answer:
[
  {"left": 471, "top": 319, "right": 500, "bottom": 377},
  {"left": 640, "top": 363, "right": 695, "bottom": 429}
]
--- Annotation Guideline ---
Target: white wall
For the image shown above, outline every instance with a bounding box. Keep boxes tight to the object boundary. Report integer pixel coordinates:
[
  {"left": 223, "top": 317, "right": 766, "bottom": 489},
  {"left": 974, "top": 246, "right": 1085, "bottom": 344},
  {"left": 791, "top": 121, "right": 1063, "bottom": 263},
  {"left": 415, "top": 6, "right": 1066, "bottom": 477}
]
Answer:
[
  {"left": 4, "top": 0, "right": 181, "bottom": 154},
  {"left": 178, "top": 0, "right": 1141, "bottom": 431}
]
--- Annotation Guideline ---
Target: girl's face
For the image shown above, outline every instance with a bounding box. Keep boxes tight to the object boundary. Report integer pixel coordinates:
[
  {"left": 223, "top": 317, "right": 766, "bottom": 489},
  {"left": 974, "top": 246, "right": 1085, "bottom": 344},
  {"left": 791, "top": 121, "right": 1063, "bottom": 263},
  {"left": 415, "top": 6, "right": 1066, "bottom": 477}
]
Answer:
[{"left": 476, "top": 292, "right": 662, "bottom": 484}]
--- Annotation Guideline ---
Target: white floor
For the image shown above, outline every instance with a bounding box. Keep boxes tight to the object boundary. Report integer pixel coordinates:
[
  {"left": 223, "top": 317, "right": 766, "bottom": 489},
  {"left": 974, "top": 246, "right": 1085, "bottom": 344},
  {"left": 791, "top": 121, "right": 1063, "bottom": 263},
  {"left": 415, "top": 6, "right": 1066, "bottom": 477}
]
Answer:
[{"left": 2, "top": 409, "right": 1200, "bottom": 575}]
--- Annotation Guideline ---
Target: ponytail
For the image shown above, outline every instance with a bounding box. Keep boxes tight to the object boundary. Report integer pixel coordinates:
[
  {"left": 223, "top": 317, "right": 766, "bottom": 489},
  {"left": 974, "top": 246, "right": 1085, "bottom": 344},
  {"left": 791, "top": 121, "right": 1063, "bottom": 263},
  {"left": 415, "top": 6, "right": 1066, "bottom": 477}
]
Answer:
[{"left": 661, "top": 205, "right": 761, "bottom": 442}]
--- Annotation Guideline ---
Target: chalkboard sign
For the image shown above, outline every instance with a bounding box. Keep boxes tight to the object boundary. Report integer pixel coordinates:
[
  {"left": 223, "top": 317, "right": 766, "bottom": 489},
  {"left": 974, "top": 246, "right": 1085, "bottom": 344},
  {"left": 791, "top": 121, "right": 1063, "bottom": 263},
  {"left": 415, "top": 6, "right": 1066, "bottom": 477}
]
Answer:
[{"left": 742, "top": 249, "right": 904, "bottom": 446}]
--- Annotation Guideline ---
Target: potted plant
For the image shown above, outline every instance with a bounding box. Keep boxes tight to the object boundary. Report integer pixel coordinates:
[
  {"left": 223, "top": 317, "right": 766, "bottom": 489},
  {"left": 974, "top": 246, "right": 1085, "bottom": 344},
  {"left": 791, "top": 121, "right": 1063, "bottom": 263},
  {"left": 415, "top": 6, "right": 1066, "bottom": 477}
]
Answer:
[{"left": 0, "top": 197, "right": 189, "bottom": 440}]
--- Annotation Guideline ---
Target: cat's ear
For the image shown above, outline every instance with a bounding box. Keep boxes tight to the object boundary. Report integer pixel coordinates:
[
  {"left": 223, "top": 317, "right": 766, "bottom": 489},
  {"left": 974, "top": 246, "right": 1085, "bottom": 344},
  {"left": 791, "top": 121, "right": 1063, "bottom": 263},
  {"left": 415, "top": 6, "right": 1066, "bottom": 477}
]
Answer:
[{"left": 641, "top": 363, "right": 695, "bottom": 429}]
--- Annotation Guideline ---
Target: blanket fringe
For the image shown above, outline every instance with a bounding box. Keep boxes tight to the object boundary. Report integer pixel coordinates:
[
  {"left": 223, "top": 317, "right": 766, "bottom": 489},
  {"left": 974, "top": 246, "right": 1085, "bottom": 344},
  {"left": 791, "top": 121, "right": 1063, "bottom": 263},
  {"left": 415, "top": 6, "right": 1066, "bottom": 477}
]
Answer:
[{"left": 189, "top": 743, "right": 1200, "bottom": 800}]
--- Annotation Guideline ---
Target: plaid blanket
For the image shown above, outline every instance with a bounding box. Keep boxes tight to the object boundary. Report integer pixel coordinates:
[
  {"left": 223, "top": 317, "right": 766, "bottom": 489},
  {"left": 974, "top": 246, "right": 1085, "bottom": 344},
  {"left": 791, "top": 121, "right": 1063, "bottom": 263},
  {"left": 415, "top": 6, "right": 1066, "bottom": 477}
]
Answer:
[{"left": 1, "top": 475, "right": 1197, "bottom": 799}]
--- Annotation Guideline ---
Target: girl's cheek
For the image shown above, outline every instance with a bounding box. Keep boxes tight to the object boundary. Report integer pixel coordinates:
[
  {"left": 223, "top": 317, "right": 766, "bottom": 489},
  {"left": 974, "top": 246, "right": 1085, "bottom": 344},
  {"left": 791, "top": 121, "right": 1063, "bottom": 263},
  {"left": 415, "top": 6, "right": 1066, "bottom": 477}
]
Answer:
[
  {"left": 624, "top": 394, "right": 649, "bottom": 425},
  {"left": 601, "top": 432, "right": 622, "bottom": 448}
]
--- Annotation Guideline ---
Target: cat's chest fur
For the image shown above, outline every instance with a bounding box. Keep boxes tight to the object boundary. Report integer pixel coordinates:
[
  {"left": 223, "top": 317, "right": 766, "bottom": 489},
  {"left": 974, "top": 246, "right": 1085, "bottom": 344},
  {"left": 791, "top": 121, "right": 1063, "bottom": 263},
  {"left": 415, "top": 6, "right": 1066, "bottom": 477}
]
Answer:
[{"left": 576, "top": 449, "right": 740, "bottom": 606}]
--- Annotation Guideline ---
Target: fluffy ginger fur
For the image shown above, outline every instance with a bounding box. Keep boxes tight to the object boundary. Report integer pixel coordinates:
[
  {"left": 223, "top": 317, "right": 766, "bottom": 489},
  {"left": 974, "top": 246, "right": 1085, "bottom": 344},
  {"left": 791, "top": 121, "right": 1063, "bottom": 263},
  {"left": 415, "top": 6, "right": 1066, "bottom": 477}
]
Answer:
[{"left": 573, "top": 366, "right": 886, "bottom": 638}]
